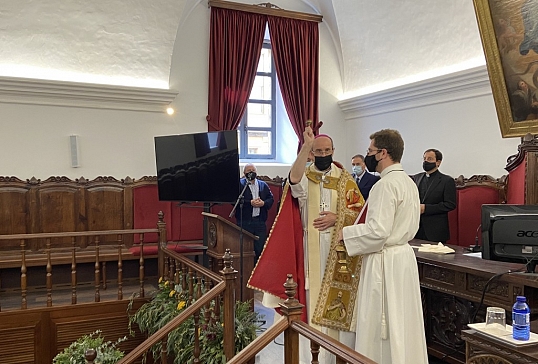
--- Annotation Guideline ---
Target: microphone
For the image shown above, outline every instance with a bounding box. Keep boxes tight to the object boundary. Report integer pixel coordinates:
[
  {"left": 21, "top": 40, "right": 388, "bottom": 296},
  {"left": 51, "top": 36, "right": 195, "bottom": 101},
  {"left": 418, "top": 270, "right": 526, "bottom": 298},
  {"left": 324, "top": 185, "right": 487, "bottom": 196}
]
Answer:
[
  {"left": 467, "top": 224, "right": 482, "bottom": 253},
  {"left": 246, "top": 171, "right": 257, "bottom": 181}
]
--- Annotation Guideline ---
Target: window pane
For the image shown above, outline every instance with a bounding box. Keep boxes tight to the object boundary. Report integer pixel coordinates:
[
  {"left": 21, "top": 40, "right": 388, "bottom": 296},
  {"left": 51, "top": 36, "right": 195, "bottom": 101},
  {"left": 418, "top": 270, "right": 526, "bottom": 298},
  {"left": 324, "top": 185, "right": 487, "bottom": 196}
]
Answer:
[
  {"left": 246, "top": 103, "right": 272, "bottom": 128},
  {"left": 249, "top": 75, "right": 271, "bottom": 100},
  {"left": 247, "top": 131, "right": 272, "bottom": 155},
  {"left": 257, "top": 48, "right": 272, "bottom": 73},
  {"left": 237, "top": 129, "right": 241, "bottom": 153}
]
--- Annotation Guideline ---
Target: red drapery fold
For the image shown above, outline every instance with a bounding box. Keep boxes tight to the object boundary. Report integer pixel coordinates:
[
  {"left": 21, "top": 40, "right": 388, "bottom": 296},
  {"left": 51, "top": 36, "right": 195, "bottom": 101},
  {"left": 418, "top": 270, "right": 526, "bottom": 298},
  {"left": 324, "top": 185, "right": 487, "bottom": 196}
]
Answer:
[
  {"left": 207, "top": 8, "right": 266, "bottom": 131},
  {"left": 267, "top": 16, "right": 320, "bottom": 147}
]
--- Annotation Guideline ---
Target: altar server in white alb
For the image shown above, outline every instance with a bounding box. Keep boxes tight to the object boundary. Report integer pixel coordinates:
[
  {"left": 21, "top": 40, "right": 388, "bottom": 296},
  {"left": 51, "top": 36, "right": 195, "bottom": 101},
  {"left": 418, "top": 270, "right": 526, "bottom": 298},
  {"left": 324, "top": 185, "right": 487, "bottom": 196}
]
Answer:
[{"left": 337, "top": 129, "right": 428, "bottom": 364}]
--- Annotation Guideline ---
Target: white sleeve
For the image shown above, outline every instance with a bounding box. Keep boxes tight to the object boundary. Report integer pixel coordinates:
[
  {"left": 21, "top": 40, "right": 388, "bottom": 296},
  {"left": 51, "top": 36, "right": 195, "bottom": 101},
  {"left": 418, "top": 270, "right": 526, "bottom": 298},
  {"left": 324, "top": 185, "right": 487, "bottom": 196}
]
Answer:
[
  {"left": 290, "top": 173, "right": 308, "bottom": 202},
  {"left": 342, "top": 182, "right": 396, "bottom": 256}
]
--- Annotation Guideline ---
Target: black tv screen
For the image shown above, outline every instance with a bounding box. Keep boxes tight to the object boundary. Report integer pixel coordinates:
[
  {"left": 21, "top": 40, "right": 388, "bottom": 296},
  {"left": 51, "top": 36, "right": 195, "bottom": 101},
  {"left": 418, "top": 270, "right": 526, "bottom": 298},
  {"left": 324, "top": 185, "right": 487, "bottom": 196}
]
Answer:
[{"left": 155, "top": 130, "right": 240, "bottom": 203}]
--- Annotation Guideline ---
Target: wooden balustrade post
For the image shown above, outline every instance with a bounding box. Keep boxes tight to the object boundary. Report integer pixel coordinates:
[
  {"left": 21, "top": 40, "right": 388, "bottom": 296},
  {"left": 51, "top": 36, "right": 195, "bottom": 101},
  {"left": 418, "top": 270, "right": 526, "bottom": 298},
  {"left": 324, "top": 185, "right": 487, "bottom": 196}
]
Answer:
[
  {"left": 84, "top": 349, "right": 97, "bottom": 364},
  {"left": 220, "top": 249, "right": 237, "bottom": 361},
  {"left": 160, "top": 337, "right": 167, "bottom": 364},
  {"left": 93, "top": 236, "right": 101, "bottom": 302},
  {"left": 311, "top": 341, "right": 320, "bottom": 364},
  {"left": 20, "top": 238, "right": 27, "bottom": 309},
  {"left": 193, "top": 310, "right": 201, "bottom": 363},
  {"left": 117, "top": 238, "right": 123, "bottom": 300},
  {"left": 139, "top": 233, "right": 145, "bottom": 298},
  {"left": 169, "top": 257, "right": 175, "bottom": 284},
  {"left": 279, "top": 274, "right": 304, "bottom": 364},
  {"left": 71, "top": 236, "right": 77, "bottom": 304},
  {"left": 157, "top": 211, "right": 167, "bottom": 278},
  {"left": 188, "top": 268, "right": 194, "bottom": 302},
  {"left": 181, "top": 264, "right": 188, "bottom": 291},
  {"left": 46, "top": 237, "right": 53, "bottom": 306}
]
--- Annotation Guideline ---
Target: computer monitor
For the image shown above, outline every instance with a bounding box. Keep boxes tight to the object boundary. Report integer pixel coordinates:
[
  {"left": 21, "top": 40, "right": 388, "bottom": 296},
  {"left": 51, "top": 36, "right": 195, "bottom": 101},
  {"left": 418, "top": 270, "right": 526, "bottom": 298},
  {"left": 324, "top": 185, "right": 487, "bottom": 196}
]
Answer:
[
  {"left": 481, "top": 204, "right": 538, "bottom": 273},
  {"left": 154, "top": 130, "right": 240, "bottom": 203}
]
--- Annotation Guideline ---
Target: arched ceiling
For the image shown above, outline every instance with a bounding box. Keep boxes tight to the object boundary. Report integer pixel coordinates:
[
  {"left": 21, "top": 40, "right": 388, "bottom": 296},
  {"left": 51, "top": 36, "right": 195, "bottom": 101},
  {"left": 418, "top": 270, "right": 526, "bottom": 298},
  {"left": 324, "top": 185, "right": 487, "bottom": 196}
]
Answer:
[{"left": 0, "top": 0, "right": 485, "bottom": 97}]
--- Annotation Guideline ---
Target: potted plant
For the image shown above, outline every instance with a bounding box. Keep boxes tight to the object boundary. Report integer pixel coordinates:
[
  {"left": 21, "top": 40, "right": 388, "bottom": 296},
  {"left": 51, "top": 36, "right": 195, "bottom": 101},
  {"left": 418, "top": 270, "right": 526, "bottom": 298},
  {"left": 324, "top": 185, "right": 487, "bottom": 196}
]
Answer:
[
  {"left": 52, "top": 330, "right": 126, "bottom": 364},
  {"left": 128, "top": 277, "right": 262, "bottom": 364}
]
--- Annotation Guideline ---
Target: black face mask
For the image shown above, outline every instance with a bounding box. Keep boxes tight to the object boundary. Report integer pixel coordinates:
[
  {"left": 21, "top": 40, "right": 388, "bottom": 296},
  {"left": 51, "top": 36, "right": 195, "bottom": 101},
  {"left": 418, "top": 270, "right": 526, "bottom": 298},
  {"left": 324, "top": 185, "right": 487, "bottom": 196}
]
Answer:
[
  {"left": 364, "top": 154, "right": 379, "bottom": 173},
  {"left": 246, "top": 171, "right": 257, "bottom": 181},
  {"left": 314, "top": 155, "right": 333, "bottom": 171},
  {"left": 422, "top": 161, "right": 437, "bottom": 172}
]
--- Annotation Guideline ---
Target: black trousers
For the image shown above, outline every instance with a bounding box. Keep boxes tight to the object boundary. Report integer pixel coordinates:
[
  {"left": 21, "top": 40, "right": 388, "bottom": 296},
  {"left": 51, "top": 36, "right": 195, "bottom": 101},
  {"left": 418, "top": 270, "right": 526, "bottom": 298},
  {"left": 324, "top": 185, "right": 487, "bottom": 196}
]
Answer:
[{"left": 241, "top": 218, "right": 268, "bottom": 263}]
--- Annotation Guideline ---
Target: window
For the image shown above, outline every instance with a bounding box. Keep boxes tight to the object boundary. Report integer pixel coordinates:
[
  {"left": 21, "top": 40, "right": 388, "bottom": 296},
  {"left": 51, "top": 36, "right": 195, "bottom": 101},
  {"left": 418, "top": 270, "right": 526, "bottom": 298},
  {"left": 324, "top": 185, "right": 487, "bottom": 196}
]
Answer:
[{"left": 238, "top": 43, "right": 276, "bottom": 159}]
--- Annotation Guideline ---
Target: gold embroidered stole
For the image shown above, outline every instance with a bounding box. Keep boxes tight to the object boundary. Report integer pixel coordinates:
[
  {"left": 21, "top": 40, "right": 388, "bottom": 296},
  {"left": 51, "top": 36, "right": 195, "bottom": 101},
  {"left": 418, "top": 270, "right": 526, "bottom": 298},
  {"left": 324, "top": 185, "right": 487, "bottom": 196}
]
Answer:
[{"left": 307, "top": 166, "right": 364, "bottom": 331}]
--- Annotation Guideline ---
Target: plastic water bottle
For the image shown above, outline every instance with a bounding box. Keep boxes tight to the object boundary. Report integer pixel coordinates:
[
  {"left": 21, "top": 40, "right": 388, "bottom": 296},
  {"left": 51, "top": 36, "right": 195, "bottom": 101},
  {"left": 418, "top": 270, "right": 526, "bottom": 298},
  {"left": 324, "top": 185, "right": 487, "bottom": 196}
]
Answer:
[{"left": 512, "top": 295, "right": 530, "bottom": 341}]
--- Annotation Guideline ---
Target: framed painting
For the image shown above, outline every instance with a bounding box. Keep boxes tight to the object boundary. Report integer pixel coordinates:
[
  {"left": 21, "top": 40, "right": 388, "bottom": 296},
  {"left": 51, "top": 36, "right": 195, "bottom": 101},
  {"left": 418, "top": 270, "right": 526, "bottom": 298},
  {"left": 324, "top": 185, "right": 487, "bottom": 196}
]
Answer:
[{"left": 473, "top": 0, "right": 538, "bottom": 137}]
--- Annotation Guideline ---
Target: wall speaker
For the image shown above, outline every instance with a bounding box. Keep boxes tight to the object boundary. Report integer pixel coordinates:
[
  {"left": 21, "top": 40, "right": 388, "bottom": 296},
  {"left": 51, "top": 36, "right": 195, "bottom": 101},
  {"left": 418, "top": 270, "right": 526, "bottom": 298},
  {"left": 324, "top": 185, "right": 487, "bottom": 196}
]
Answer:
[{"left": 69, "top": 135, "right": 80, "bottom": 168}]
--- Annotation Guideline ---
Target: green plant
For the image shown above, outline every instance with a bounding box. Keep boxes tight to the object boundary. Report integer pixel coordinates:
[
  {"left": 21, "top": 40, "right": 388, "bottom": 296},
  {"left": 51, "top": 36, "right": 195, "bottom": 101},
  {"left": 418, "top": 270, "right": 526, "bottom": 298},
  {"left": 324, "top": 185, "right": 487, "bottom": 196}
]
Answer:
[
  {"left": 52, "top": 330, "right": 126, "bottom": 364},
  {"left": 128, "top": 277, "right": 263, "bottom": 364}
]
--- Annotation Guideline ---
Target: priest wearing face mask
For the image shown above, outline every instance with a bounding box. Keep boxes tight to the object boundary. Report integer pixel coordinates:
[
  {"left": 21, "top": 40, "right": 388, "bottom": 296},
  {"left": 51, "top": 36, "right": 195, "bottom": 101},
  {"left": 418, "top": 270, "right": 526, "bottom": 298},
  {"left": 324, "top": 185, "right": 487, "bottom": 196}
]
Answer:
[
  {"left": 351, "top": 154, "right": 380, "bottom": 201},
  {"left": 411, "top": 149, "right": 457, "bottom": 244},
  {"left": 274, "top": 126, "right": 365, "bottom": 363}
]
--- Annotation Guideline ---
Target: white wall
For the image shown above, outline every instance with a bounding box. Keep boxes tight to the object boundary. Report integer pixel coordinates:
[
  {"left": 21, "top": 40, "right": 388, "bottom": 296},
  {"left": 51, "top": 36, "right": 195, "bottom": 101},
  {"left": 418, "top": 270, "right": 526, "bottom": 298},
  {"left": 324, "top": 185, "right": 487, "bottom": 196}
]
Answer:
[
  {"left": 342, "top": 69, "right": 521, "bottom": 179},
  {"left": 0, "top": 1, "right": 346, "bottom": 181}
]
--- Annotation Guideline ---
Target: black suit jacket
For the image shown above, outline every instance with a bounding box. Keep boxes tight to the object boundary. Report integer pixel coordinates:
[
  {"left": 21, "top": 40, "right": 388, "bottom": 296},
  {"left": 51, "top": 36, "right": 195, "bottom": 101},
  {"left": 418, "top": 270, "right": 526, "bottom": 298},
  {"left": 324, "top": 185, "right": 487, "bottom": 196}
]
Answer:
[
  {"left": 356, "top": 172, "right": 380, "bottom": 201},
  {"left": 235, "top": 178, "right": 274, "bottom": 224},
  {"left": 411, "top": 170, "right": 457, "bottom": 242}
]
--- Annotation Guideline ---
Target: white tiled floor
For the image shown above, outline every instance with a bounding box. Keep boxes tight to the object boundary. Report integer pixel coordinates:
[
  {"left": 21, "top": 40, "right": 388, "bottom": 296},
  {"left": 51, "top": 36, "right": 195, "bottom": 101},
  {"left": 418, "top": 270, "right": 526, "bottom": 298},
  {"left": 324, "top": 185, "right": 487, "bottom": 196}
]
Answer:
[{"left": 254, "top": 293, "right": 285, "bottom": 363}]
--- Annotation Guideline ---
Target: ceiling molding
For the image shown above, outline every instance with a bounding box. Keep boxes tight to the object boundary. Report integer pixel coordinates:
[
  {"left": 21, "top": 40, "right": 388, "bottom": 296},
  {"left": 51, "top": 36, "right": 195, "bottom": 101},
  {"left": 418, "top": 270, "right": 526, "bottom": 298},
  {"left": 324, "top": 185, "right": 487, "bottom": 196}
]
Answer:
[
  {"left": 338, "top": 65, "right": 492, "bottom": 119},
  {"left": 0, "top": 76, "right": 178, "bottom": 112},
  {"left": 208, "top": 0, "right": 323, "bottom": 22}
]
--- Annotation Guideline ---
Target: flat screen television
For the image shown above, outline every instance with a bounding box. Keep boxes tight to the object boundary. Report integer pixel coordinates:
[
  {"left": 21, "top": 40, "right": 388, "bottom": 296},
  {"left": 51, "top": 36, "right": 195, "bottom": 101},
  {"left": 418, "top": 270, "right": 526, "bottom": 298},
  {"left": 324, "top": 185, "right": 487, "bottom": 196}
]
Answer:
[
  {"left": 154, "top": 130, "right": 240, "bottom": 203},
  {"left": 481, "top": 204, "right": 538, "bottom": 273}
]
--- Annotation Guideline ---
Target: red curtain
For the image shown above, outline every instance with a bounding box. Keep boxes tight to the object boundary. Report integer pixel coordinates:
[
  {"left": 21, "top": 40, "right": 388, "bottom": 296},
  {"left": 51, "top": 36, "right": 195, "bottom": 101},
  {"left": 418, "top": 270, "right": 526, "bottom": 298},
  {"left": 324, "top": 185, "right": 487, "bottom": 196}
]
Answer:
[
  {"left": 207, "top": 8, "right": 266, "bottom": 131},
  {"left": 267, "top": 16, "right": 320, "bottom": 146}
]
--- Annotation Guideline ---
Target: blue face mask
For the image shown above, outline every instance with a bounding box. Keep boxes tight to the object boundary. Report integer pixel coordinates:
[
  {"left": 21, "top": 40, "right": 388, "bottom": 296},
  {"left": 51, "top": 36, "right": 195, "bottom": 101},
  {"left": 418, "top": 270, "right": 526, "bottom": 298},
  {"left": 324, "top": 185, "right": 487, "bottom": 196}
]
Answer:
[
  {"left": 306, "top": 161, "right": 313, "bottom": 168},
  {"left": 352, "top": 165, "right": 363, "bottom": 176}
]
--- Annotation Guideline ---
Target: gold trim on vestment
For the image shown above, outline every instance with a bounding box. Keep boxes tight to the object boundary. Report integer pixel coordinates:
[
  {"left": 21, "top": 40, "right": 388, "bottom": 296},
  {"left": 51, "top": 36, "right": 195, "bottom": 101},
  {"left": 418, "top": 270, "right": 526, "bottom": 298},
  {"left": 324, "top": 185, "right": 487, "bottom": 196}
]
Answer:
[
  {"left": 311, "top": 170, "right": 364, "bottom": 331},
  {"left": 305, "top": 168, "right": 340, "bottom": 190}
]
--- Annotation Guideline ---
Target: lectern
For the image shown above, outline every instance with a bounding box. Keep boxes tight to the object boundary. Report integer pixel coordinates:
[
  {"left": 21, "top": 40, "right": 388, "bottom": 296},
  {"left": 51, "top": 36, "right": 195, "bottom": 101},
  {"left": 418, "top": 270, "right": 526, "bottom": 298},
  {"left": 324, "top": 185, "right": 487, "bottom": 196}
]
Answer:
[{"left": 202, "top": 212, "right": 257, "bottom": 303}]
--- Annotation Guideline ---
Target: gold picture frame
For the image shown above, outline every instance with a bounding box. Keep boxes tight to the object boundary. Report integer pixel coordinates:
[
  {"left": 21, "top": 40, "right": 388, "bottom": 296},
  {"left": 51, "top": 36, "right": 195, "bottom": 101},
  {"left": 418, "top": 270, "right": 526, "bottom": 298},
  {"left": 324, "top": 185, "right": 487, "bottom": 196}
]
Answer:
[{"left": 473, "top": 0, "right": 538, "bottom": 137}]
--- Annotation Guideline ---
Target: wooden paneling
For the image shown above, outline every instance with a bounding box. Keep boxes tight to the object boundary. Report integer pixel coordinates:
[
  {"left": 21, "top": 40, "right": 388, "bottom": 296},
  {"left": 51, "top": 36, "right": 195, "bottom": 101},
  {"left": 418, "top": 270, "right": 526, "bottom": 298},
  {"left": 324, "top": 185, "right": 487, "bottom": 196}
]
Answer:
[
  {"left": 0, "top": 325, "right": 38, "bottom": 363},
  {"left": 0, "top": 300, "right": 147, "bottom": 364},
  {"left": 0, "top": 176, "right": 137, "bottom": 252},
  {"left": 0, "top": 178, "right": 30, "bottom": 236},
  {"left": 85, "top": 177, "right": 131, "bottom": 231}
]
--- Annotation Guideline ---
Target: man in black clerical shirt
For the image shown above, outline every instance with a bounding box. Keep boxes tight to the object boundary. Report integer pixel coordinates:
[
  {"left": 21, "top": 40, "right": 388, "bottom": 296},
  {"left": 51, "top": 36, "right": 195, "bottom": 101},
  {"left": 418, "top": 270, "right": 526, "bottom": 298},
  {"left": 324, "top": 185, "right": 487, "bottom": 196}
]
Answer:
[{"left": 411, "top": 149, "right": 456, "bottom": 243}]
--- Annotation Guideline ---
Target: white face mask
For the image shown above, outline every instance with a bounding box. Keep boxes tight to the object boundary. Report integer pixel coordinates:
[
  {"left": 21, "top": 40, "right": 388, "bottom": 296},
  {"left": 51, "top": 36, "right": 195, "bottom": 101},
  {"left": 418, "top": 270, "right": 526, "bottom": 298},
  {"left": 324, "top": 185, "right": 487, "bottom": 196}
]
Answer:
[{"left": 352, "top": 165, "right": 363, "bottom": 175}]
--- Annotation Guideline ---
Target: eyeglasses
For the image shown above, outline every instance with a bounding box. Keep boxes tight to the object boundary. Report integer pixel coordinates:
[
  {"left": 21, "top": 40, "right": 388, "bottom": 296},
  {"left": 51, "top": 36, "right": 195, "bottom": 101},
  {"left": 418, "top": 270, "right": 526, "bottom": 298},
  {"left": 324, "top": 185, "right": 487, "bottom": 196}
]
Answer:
[
  {"left": 312, "top": 148, "right": 334, "bottom": 156},
  {"left": 366, "top": 148, "right": 383, "bottom": 155}
]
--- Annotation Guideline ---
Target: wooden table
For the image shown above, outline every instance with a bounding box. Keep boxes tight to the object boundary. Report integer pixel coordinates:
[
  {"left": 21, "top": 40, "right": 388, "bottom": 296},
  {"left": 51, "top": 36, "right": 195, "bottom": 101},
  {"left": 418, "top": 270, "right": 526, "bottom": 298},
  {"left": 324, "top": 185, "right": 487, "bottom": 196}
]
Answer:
[
  {"left": 411, "top": 240, "right": 538, "bottom": 364},
  {"left": 461, "top": 329, "right": 538, "bottom": 364}
]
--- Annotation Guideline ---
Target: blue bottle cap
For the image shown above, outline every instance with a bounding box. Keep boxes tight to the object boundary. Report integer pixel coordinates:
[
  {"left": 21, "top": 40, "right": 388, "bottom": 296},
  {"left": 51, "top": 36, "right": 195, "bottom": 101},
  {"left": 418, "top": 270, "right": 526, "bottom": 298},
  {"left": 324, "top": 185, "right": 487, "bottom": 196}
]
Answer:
[{"left": 517, "top": 296, "right": 527, "bottom": 301}]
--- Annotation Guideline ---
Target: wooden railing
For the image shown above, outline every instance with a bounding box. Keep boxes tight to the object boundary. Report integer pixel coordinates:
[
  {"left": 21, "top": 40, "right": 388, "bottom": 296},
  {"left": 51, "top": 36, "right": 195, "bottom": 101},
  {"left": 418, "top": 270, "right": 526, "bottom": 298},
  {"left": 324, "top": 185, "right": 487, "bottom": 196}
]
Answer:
[
  {"left": 118, "top": 246, "right": 237, "bottom": 363},
  {"left": 122, "top": 250, "right": 376, "bottom": 364},
  {"left": 0, "top": 222, "right": 165, "bottom": 311},
  {"left": 227, "top": 274, "right": 376, "bottom": 364}
]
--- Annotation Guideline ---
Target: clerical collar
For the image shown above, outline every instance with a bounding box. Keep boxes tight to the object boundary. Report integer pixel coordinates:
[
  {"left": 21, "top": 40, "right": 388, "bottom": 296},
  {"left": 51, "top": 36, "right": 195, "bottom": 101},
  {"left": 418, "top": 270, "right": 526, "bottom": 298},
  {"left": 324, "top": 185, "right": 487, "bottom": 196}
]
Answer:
[{"left": 427, "top": 169, "right": 439, "bottom": 178}]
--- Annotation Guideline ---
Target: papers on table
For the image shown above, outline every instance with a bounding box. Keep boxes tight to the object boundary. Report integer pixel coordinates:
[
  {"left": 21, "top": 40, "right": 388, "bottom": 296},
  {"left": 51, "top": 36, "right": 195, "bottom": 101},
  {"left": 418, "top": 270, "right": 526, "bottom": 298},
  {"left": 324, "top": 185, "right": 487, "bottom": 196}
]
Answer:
[{"left": 412, "top": 242, "right": 455, "bottom": 254}]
